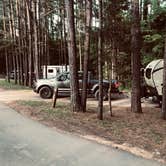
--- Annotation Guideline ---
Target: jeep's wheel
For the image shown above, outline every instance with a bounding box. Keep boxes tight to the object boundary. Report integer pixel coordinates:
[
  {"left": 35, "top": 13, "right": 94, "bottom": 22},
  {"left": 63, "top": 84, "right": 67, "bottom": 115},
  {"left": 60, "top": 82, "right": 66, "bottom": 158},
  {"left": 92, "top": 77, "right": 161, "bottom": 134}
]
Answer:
[
  {"left": 94, "top": 88, "right": 108, "bottom": 101},
  {"left": 39, "top": 86, "right": 53, "bottom": 99}
]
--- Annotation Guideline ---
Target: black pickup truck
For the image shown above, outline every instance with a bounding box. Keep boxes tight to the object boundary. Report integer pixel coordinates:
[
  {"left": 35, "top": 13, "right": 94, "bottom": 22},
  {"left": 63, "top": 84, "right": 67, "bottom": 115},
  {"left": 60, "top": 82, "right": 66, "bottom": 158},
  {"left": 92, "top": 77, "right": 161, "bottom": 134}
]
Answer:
[{"left": 33, "top": 71, "right": 120, "bottom": 100}]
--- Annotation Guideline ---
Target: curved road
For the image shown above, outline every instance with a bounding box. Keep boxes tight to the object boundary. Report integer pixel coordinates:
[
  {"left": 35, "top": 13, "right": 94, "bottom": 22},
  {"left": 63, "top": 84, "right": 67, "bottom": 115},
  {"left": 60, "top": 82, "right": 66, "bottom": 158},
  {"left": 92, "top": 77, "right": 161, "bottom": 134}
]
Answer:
[{"left": 0, "top": 103, "right": 164, "bottom": 166}]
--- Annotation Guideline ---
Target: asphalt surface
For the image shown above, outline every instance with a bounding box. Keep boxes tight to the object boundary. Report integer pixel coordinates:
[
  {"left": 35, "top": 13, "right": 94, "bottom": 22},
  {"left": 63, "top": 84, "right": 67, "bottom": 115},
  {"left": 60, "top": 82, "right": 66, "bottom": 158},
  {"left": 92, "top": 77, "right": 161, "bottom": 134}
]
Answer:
[{"left": 0, "top": 103, "right": 164, "bottom": 166}]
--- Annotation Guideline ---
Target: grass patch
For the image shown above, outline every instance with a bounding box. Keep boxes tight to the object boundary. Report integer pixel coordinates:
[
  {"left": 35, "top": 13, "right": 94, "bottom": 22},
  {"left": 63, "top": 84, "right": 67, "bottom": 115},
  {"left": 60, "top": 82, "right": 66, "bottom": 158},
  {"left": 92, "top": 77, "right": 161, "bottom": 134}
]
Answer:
[
  {"left": 18, "top": 100, "right": 71, "bottom": 120},
  {"left": 0, "top": 80, "right": 30, "bottom": 90},
  {"left": 41, "top": 107, "right": 71, "bottom": 119},
  {"left": 18, "top": 100, "right": 45, "bottom": 107},
  {"left": 97, "top": 119, "right": 112, "bottom": 127}
]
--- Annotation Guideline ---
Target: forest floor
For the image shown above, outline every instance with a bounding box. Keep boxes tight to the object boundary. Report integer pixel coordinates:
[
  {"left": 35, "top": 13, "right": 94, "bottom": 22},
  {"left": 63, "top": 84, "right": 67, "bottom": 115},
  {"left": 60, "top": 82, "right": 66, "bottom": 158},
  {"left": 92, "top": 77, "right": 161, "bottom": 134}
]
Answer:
[{"left": 0, "top": 86, "right": 165, "bottom": 163}]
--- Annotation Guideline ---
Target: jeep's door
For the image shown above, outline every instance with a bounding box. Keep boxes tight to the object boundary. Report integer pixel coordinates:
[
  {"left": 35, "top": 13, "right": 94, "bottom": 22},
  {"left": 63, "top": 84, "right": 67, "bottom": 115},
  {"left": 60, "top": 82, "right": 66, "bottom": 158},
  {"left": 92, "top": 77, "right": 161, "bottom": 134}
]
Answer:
[
  {"left": 58, "top": 74, "right": 70, "bottom": 87},
  {"left": 56, "top": 73, "right": 70, "bottom": 96},
  {"left": 64, "top": 73, "right": 70, "bottom": 88}
]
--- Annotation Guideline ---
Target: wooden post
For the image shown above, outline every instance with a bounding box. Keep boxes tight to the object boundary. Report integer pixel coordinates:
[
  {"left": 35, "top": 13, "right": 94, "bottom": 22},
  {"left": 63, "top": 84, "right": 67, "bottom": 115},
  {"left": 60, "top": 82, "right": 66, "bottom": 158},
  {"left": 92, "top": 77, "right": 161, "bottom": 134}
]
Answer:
[{"left": 52, "top": 88, "right": 58, "bottom": 108}]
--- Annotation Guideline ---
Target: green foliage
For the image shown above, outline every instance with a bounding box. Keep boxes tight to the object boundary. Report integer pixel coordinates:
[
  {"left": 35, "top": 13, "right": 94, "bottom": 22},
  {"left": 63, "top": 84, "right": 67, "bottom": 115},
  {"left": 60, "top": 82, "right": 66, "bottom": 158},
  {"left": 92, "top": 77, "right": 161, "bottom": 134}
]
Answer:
[
  {"left": 144, "top": 34, "right": 162, "bottom": 43},
  {"left": 0, "top": 80, "right": 30, "bottom": 90},
  {"left": 150, "top": 6, "right": 166, "bottom": 31},
  {"left": 142, "top": 54, "right": 157, "bottom": 66},
  {"left": 152, "top": 42, "right": 164, "bottom": 54},
  {"left": 141, "top": 5, "right": 166, "bottom": 66},
  {"left": 142, "top": 33, "right": 164, "bottom": 62}
]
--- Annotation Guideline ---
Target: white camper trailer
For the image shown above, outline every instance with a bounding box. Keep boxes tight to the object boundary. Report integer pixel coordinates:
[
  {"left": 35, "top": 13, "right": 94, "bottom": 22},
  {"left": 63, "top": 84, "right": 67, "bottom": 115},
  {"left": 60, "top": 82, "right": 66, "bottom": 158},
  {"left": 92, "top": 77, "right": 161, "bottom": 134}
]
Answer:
[
  {"left": 143, "top": 59, "right": 163, "bottom": 101},
  {"left": 42, "top": 65, "right": 69, "bottom": 79}
]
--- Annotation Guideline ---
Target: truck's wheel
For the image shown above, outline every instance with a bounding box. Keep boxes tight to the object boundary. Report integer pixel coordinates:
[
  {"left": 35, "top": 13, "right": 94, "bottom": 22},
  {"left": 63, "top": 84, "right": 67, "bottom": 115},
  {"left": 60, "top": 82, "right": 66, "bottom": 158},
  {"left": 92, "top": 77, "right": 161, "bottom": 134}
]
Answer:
[
  {"left": 39, "top": 86, "right": 53, "bottom": 99},
  {"left": 94, "top": 88, "right": 108, "bottom": 101}
]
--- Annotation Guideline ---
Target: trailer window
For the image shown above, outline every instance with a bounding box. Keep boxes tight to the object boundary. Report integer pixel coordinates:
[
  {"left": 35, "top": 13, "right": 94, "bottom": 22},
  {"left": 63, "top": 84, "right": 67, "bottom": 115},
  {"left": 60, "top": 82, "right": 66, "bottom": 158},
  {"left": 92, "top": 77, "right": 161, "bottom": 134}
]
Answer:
[
  {"left": 48, "top": 69, "right": 53, "bottom": 73},
  {"left": 146, "top": 68, "right": 152, "bottom": 79}
]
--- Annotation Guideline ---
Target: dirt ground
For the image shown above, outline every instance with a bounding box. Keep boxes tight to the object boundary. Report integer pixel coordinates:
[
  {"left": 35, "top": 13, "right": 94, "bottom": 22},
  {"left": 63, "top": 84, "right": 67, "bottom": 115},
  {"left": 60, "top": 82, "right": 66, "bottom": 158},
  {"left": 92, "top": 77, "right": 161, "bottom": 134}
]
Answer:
[
  {"left": 0, "top": 87, "right": 158, "bottom": 108},
  {"left": 0, "top": 88, "right": 165, "bottom": 163}
]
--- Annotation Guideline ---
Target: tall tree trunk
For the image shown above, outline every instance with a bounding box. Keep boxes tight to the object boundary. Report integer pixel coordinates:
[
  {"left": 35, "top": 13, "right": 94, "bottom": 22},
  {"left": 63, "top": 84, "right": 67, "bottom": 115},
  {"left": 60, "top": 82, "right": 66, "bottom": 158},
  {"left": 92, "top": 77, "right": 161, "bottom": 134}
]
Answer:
[
  {"left": 62, "top": 4, "right": 68, "bottom": 70},
  {"left": 11, "top": 0, "right": 19, "bottom": 84},
  {"left": 22, "top": 0, "right": 29, "bottom": 86},
  {"left": 112, "top": 41, "right": 118, "bottom": 80},
  {"left": 2, "top": 0, "right": 10, "bottom": 83},
  {"left": 143, "top": 0, "right": 149, "bottom": 21},
  {"left": 161, "top": 37, "right": 166, "bottom": 120},
  {"left": 8, "top": 0, "right": 17, "bottom": 84},
  {"left": 108, "top": 62, "right": 113, "bottom": 116},
  {"left": 65, "top": 0, "right": 82, "bottom": 112},
  {"left": 32, "top": 0, "right": 39, "bottom": 80},
  {"left": 26, "top": 0, "right": 33, "bottom": 86},
  {"left": 81, "top": 0, "right": 92, "bottom": 112},
  {"left": 78, "top": 0, "right": 83, "bottom": 72},
  {"left": 98, "top": 0, "right": 103, "bottom": 120},
  {"left": 16, "top": 0, "right": 23, "bottom": 85},
  {"left": 131, "top": 0, "right": 142, "bottom": 113}
]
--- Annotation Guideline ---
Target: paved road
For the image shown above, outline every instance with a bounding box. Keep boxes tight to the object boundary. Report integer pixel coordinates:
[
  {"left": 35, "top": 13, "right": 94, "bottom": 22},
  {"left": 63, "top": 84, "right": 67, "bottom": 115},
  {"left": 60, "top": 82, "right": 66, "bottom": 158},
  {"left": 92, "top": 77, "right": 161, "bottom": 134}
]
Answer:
[{"left": 0, "top": 103, "right": 164, "bottom": 166}]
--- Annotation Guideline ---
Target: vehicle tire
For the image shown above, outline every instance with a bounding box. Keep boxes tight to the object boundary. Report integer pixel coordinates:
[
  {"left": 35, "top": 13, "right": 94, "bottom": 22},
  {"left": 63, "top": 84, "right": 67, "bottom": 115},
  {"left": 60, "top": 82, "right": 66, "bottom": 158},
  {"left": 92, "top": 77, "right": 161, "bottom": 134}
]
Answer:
[
  {"left": 94, "top": 88, "right": 108, "bottom": 101},
  {"left": 152, "top": 96, "right": 159, "bottom": 103},
  {"left": 39, "top": 86, "right": 53, "bottom": 99}
]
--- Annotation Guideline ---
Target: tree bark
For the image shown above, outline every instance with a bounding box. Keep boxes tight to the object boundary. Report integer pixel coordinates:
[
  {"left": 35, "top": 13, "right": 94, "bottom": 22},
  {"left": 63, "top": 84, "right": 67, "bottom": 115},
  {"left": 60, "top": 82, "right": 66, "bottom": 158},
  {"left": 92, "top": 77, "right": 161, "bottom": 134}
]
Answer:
[
  {"left": 143, "top": 0, "right": 149, "bottom": 21},
  {"left": 62, "top": 2, "right": 68, "bottom": 71},
  {"left": 2, "top": 0, "right": 10, "bottom": 83},
  {"left": 32, "top": 0, "right": 39, "bottom": 80},
  {"left": 108, "top": 62, "right": 113, "bottom": 116},
  {"left": 112, "top": 41, "right": 118, "bottom": 80},
  {"left": 81, "top": 0, "right": 92, "bottom": 112},
  {"left": 98, "top": 0, "right": 103, "bottom": 120},
  {"left": 8, "top": 0, "right": 17, "bottom": 84},
  {"left": 65, "top": 0, "right": 82, "bottom": 112},
  {"left": 161, "top": 37, "right": 166, "bottom": 120},
  {"left": 131, "top": 0, "right": 142, "bottom": 113},
  {"left": 26, "top": 0, "right": 33, "bottom": 87}
]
